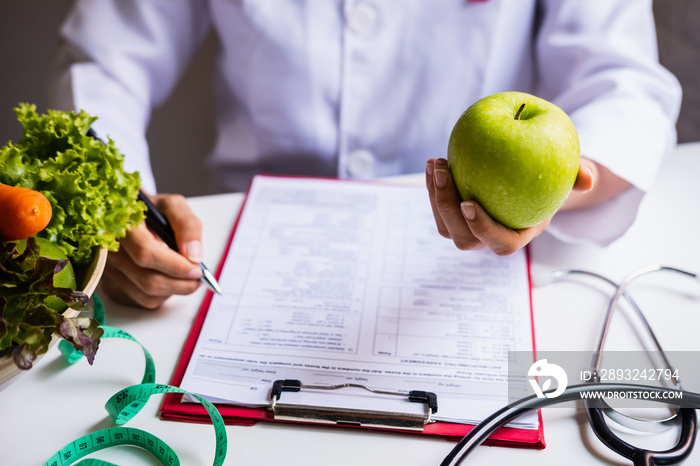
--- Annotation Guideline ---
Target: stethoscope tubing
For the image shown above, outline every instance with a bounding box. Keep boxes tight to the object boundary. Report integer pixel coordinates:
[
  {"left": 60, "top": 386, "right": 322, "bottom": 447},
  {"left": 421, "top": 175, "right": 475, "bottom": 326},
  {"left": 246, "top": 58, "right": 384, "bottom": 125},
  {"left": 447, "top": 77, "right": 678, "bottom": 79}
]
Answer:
[
  {"left": 585, "top": 265, "right": 696, "bottom": 378},
  {"left": 442, "top": 265, "right": 699, "bottom": 465},
  {"left": 553, "top": 268, "right": 686, "bottom": 385},
  {"left": 553, "top": 268, "right": 688, "bottom": 434},
  {"left": 440, "top": 383, "right": 700, "bottom": 466}
]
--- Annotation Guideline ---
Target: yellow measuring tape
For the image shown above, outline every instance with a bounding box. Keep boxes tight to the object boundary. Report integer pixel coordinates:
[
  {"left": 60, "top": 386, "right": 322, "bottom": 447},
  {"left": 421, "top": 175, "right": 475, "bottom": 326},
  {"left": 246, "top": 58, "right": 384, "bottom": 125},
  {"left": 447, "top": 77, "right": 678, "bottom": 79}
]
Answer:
[{"left": 44, "top": 297, "right": 227, "bottom": 465}]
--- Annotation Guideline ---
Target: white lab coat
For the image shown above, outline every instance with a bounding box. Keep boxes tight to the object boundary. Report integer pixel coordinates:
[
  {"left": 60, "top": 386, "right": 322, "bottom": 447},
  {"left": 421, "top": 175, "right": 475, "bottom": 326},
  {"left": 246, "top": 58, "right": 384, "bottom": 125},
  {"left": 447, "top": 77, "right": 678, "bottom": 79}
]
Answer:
[{"left": 49, "top": 0, "right": 681, "bottom": 246}]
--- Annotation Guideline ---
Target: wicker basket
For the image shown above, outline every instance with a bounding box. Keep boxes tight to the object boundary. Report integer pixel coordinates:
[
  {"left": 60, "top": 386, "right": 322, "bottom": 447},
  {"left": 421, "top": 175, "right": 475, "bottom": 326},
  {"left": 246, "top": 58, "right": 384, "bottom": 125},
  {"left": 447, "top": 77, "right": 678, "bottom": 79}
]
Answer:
[{"left": 0, "top": 248, "right": 108, "bottom": 390}]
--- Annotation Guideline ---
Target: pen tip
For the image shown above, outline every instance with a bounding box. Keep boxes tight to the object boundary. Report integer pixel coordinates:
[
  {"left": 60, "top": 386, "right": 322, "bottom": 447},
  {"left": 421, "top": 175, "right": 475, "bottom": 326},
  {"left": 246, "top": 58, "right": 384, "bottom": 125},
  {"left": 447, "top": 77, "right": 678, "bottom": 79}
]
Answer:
[{"left": 200, "top": 262, "right": 222, "bottom": 294}]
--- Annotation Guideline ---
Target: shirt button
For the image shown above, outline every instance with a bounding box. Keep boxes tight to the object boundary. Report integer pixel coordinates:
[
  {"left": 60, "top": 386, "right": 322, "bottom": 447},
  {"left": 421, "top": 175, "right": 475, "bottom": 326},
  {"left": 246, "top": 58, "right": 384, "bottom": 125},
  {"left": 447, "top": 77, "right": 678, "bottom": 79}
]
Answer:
[
  {"left": 346, "top": 2, "right": 377, "bottom": 35},
  {"left": 347, "top": 149, "right": 375, "bottom": 178}
]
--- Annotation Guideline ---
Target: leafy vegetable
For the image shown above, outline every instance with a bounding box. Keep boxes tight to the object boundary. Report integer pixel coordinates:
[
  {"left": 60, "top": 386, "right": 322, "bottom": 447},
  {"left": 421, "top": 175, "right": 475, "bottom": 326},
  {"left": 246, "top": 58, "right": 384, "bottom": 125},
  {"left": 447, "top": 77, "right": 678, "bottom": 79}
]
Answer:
[
  {"left": 0, "top": 104, "right": 145, "bottom": 265},
  {"left": 0, "top": 237, "right": 103, "bottom": 370}
]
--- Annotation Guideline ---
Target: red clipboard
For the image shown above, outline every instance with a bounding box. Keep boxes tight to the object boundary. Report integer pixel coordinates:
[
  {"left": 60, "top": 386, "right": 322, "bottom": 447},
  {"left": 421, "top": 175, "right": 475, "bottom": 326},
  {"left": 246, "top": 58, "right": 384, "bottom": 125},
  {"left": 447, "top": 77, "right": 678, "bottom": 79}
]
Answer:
[{"left": 160, "top": 175, "right": 545, "bottom": 449}]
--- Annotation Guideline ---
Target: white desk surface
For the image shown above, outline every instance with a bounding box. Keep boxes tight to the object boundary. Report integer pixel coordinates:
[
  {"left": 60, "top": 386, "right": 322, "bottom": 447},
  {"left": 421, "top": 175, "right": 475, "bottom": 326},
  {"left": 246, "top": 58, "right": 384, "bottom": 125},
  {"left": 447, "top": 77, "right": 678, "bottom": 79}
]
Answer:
[{"left": 2, "top": 142, "right": 699, "bottom": 465}]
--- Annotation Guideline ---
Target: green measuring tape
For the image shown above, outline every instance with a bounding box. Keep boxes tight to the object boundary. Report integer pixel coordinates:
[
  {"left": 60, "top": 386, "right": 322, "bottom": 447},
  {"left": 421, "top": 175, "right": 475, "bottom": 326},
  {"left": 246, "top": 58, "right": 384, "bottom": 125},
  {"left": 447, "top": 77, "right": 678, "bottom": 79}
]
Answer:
[
  {"left": 44, "top": 383, "right": 227, "bottom": 466},
  {"left": 44, "top": 296, "right": 228, "bottom": 465}
]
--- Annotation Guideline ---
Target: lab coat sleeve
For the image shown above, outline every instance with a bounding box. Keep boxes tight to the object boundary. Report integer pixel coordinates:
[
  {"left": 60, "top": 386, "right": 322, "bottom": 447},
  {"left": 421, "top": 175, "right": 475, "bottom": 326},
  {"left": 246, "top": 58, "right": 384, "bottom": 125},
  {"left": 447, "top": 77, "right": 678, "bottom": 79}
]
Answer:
[
  {"left": 48, "top": 0, "right": 211, "bottom": 194},
  {"left": 533, "top": 0, "right": 682, "bottom": 246}
]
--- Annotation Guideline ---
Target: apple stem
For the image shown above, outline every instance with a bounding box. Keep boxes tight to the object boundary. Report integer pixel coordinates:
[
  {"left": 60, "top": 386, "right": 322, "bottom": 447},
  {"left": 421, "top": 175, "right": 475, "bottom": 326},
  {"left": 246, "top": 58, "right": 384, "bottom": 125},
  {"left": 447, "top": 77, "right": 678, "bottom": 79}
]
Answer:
[{"left": 515, "top": 103, "right": 526, "bottom": 120}]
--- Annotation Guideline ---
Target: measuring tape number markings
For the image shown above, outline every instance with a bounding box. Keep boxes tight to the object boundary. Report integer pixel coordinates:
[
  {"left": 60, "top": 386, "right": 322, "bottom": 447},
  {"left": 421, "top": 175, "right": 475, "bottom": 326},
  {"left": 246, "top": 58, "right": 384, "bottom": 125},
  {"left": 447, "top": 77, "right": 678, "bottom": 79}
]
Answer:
[{"left": 45, "top": 311, "right": 227, "bottom": 465}]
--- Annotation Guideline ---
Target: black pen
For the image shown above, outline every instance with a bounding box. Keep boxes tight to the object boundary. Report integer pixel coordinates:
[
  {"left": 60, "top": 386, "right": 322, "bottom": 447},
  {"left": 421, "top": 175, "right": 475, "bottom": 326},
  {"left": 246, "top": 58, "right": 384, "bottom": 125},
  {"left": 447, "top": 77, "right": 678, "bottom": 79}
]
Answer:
[
  {"left": 88, "top": 128, "right": 222, "bottom": 294},
  {"left": 137, "top": 190, "right": 222, "bottom": 294}
]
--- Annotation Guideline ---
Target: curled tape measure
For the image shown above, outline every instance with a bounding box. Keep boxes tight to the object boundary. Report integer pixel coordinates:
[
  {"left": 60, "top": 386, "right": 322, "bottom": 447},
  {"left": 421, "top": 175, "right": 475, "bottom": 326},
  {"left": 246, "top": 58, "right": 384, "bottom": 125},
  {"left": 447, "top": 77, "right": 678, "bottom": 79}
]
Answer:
[
  {"left": 44, "top": 383, "right": 227, "bottom": 466},
  {"left": 46, "top": 296, "right": 228, "bottom": 465}
]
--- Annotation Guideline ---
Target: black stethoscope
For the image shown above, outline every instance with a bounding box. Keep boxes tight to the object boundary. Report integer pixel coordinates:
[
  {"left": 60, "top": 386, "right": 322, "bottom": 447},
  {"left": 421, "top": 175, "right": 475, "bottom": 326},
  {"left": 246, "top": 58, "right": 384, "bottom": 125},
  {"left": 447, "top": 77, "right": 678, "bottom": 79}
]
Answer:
[{"left": 441, "top": 265, "right": 699, "bottom": 466}]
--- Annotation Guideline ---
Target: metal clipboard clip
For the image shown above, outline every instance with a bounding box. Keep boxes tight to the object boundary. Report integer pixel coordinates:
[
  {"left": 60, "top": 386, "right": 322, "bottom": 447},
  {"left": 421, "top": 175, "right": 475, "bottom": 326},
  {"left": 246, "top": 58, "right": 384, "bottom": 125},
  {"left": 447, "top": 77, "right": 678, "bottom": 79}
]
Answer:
[{"left": 269, "top": 379, "right": 438, "bottom": 431}]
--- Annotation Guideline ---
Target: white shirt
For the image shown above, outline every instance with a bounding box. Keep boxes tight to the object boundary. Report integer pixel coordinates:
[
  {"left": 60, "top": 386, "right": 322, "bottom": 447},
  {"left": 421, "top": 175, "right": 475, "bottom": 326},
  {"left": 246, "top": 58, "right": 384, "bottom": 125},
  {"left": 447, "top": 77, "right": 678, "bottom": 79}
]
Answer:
[{"left": 50, "top": 0, "right": 681, "bottom": 246}]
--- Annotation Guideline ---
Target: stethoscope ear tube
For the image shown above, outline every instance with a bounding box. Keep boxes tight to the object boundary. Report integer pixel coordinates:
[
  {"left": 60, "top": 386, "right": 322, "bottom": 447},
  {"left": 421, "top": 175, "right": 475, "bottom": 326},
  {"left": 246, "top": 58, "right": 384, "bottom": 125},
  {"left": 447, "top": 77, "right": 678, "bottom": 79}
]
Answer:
[{"left": 440, "top": 384, "right": 700, "bottom": 466}]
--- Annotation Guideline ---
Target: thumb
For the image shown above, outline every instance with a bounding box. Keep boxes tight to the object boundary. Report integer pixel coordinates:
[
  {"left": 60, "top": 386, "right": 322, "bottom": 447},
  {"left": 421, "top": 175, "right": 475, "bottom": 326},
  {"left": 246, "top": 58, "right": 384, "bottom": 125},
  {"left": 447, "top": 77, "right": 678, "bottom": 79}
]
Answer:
[{"left": 573, "top": 158, "right": 596, "bottom": 193}]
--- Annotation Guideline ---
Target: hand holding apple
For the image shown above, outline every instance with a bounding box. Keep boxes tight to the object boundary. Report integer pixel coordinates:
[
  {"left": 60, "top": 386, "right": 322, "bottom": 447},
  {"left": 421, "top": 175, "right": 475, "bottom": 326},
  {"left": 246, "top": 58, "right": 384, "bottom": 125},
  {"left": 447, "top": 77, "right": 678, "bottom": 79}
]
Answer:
[
  {"left": 426, "top": 157, "right": 595, "bottom": 255},
  {"left": 447, "top": 91, "right": 580, "bottom": 229},
  {"left": 427, "top": 91, "right": 594, "bottom": 255}
]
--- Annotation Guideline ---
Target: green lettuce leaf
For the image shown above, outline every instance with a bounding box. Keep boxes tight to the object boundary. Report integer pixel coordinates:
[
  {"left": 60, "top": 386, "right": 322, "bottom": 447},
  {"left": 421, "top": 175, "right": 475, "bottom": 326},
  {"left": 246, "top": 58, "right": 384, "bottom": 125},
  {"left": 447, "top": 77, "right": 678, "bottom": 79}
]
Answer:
[{"left": 0, "top": 103, "right": 145, "bottom": 264}]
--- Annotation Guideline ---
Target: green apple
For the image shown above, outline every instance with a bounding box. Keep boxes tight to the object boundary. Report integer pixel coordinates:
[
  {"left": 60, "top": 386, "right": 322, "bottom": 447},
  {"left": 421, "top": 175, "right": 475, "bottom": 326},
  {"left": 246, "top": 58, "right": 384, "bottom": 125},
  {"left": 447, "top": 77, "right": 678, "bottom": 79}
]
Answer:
[{"left": 447, "top": 91, "right": 580, "bottom": 229}]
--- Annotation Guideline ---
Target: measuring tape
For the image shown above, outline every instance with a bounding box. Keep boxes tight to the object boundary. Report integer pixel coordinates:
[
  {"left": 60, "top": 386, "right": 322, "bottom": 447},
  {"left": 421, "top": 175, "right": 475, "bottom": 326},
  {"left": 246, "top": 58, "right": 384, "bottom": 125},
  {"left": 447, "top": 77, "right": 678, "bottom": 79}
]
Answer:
[
  {"left": 45, "top": 296, "right": 228, "bottom": 465},
  {"left": 44, "top": 383, "right": 227, "bottom": 466}
]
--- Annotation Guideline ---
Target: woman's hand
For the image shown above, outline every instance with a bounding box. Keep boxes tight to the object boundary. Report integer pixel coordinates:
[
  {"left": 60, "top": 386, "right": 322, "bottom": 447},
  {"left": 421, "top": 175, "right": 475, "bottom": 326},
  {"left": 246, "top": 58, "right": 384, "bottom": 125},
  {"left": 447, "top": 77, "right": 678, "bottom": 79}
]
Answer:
[
  {"left": 426, "top": 157, "right": 596, "bottom": 255},
  {"left": 101, "top": 193, "right": 204, "bottom": 309}
]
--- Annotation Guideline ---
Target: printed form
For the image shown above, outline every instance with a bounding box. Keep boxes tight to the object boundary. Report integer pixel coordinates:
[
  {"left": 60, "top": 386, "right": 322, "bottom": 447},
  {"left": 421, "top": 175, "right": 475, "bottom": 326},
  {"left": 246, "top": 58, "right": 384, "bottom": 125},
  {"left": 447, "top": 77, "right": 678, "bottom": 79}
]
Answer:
[{"left": 179, "top": 176, "right": 536, "bottom": 428}]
